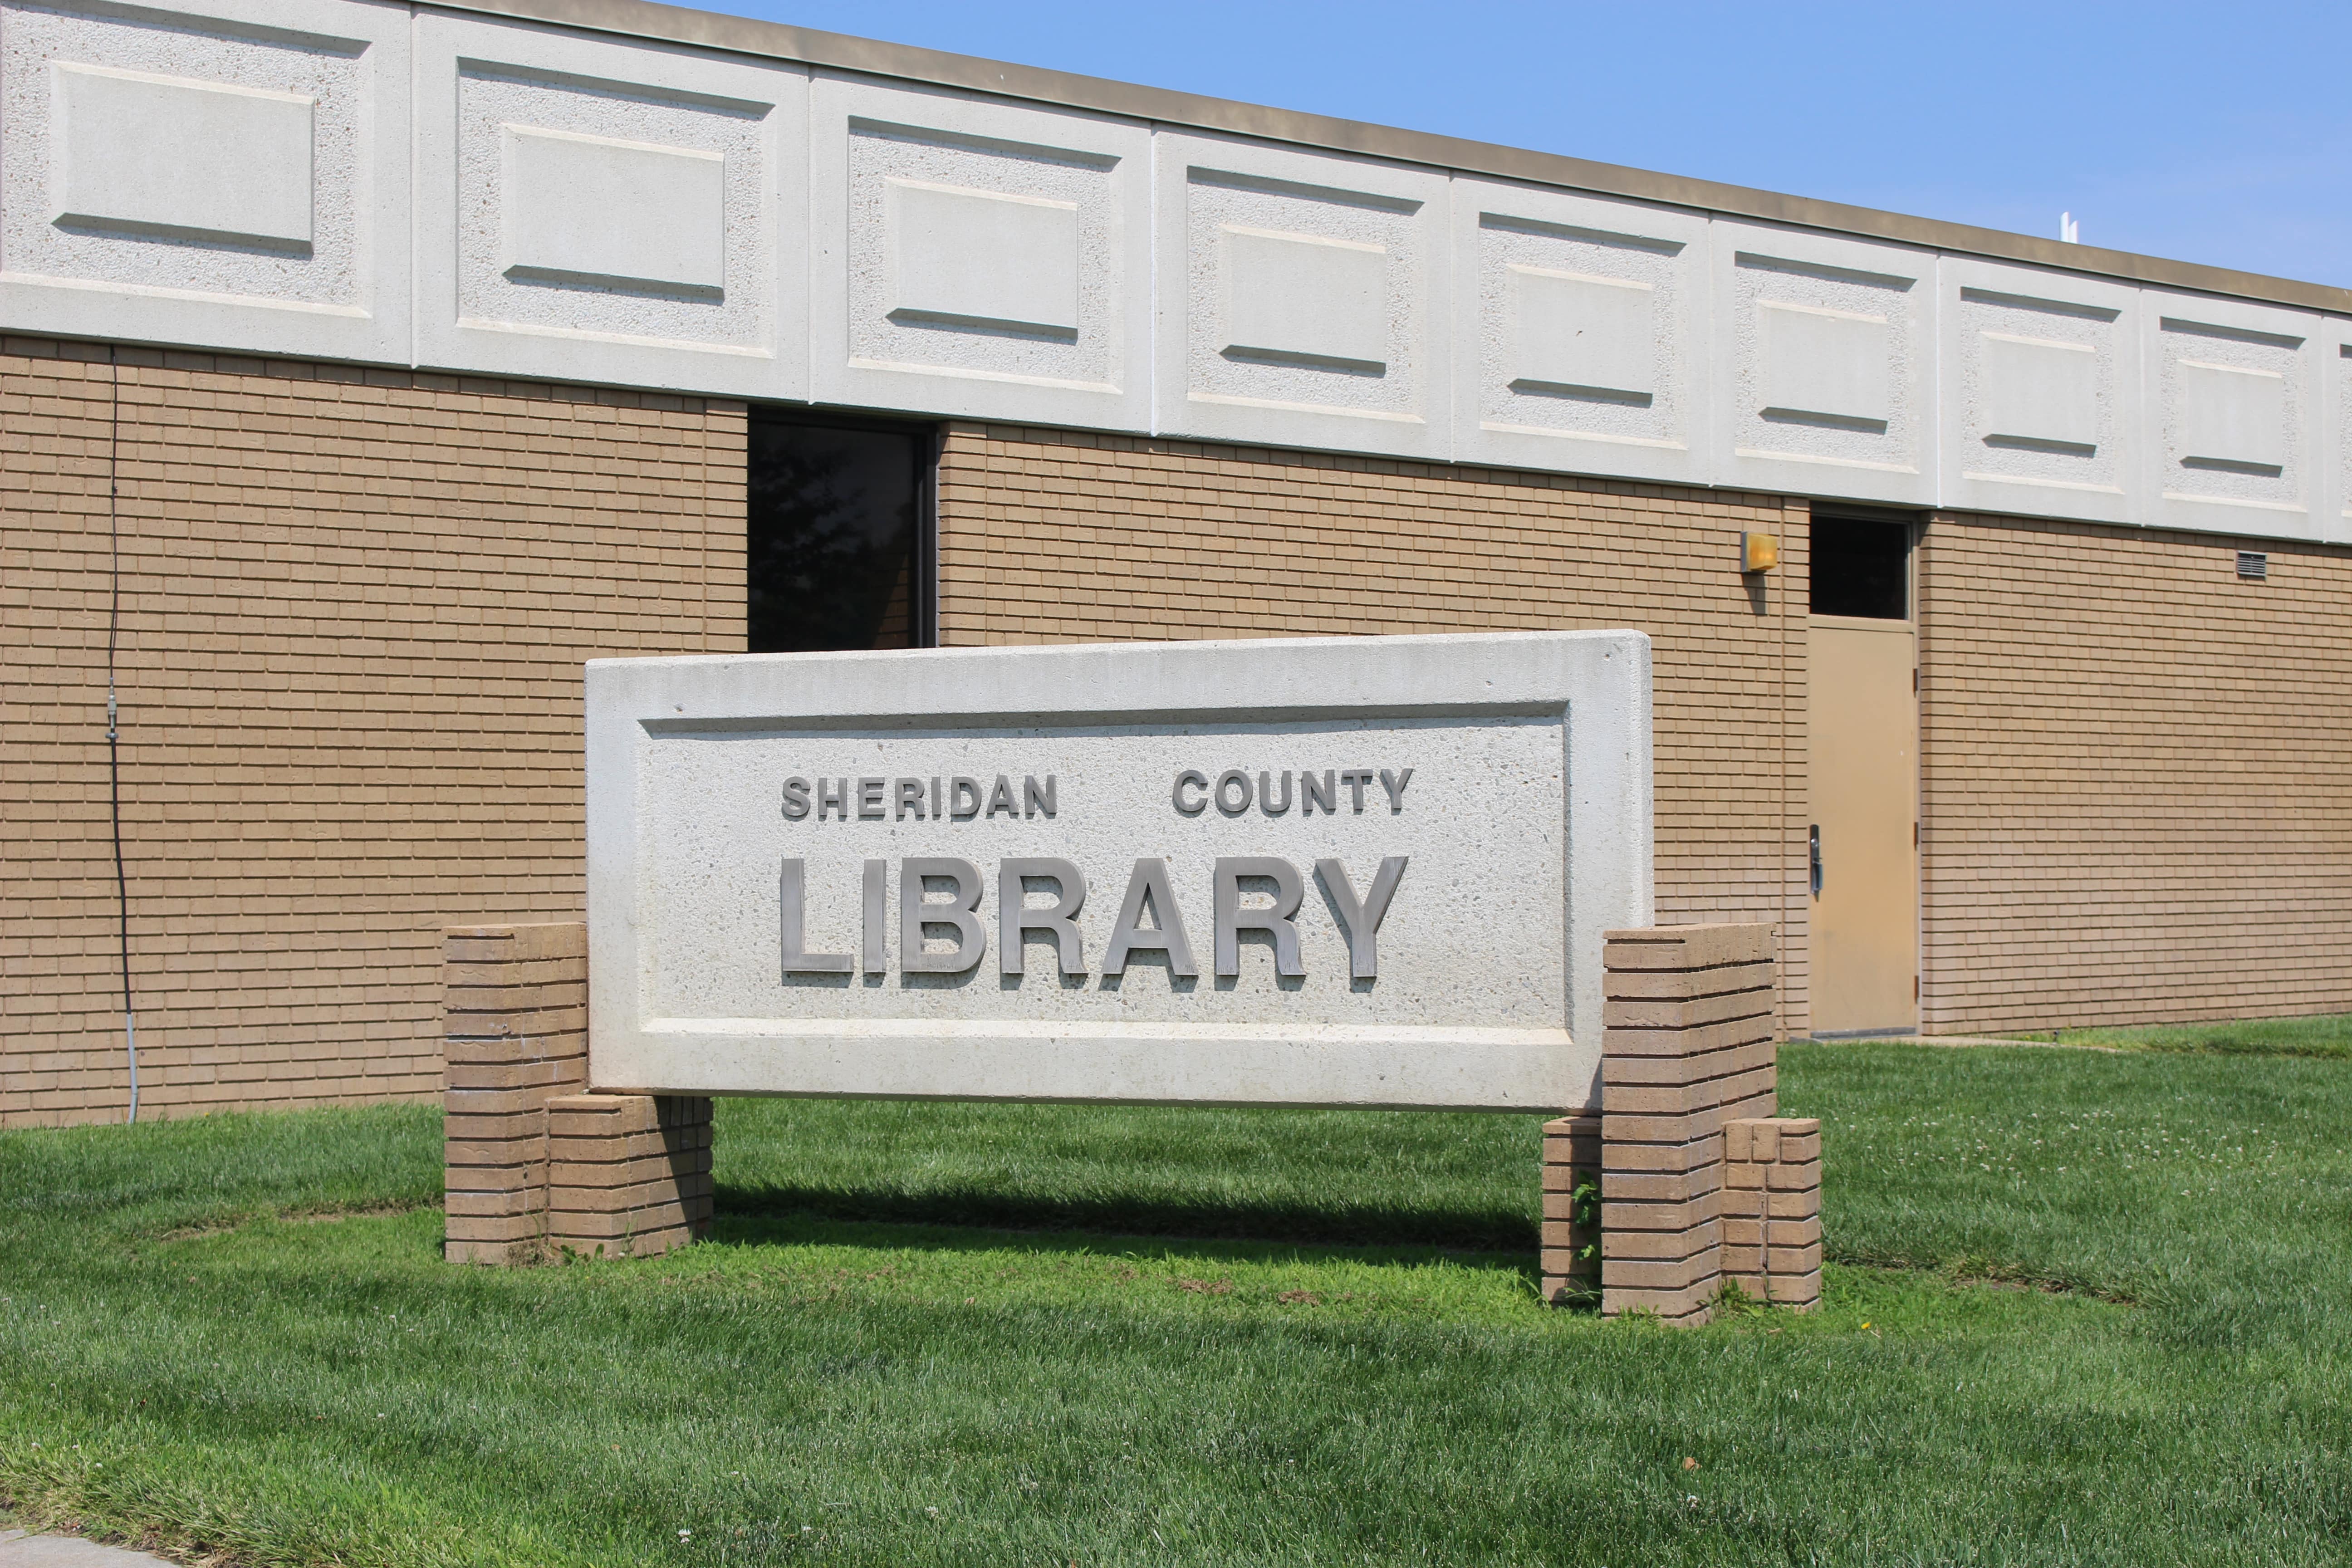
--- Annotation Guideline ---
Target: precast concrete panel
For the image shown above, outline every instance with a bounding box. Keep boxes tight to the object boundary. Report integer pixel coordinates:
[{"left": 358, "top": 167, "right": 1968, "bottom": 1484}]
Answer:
[
  {"left": 1154, "top": 131, "right": 1450, "bottom": 460},
  {"left": 1937, "top": 256, "right": 2142, "bottom": 527},
  {"left": 2331, "top": 327, "right": 2352, "bottom": 541},
  {"left": 809, "top": 73, "right": 1149, "bottom": 428},
  {"left": 2140, "top": 290, "right": 2324, "bottom": 540},
  {"left": 1450, "top": 177, "right": 1711, "bottom": 486},
  {"left": 1710, "top": 220, "right": 1935, "bottom": 507},
  {"left": 412, "top": 10, "right": 804, "bottom": 398},
  {"left": 584, "top": 633, "right": 1653, "bottom": 1110},
  {"left": 0, "top": 0, "right": 408, "bottom": 363}
]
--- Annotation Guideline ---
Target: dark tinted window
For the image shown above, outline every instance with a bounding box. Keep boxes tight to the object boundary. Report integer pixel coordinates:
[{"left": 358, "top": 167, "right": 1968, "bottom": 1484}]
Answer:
[
  {"left": 746, "top": 412, "right": 930, "bottom": 652},
  {"left": 1809, "top": 516, "right": 1911, "bottom": 620}
]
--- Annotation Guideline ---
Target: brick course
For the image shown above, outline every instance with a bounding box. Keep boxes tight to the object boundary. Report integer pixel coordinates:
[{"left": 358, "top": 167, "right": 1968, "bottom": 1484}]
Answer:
[{"left": 0, "top": 338, "right": 745, "bottom": 1126}]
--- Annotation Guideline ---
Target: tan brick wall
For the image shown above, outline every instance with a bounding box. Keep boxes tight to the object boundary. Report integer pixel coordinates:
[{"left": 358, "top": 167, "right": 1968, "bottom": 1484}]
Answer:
[
  {"left": 1917, "top": 513, "right": 2352, "bottom": 1033},
  {"left": 1, "top": 338, "right": 745, "bottom": 1127},
  {"left": 934, "top": 422, "right": 1814, "bottom": 1036},
  {"left": 27, "top": 358, "right": 2333, "bottom": 1126}
]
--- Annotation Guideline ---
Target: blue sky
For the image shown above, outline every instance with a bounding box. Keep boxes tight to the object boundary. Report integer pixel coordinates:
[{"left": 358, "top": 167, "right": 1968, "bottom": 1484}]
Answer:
[{"left": 711, "top": 0, "right": 2352, "bottom": 289}]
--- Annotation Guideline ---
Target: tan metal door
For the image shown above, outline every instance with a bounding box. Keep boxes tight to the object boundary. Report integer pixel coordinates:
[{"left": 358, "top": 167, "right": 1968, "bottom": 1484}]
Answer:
[{"left": 1808, "top": 616, "right": 1918, "bottom": 1034}]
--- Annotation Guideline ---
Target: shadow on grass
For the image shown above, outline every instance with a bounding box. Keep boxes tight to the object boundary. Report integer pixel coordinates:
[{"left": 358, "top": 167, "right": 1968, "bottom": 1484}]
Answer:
[{"left": 710, "top": 1182, "right": 1539, "bottom": 1269}]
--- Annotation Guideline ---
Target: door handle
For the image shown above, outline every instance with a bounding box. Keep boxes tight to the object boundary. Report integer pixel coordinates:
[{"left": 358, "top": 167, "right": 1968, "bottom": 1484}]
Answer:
[{"left": 1809, "top": 824, "right": 1823, "bottom": 897}]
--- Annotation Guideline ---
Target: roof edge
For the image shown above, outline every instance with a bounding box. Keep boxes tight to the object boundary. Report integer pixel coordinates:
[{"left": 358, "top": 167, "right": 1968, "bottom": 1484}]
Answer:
[{"left": 421, "top": 0, "right": 2352, "bottom": 318}]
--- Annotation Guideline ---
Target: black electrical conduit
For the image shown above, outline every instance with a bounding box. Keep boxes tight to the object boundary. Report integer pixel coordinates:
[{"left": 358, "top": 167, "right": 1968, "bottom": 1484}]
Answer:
[{"left": 107, "top": 344, "right": 137, "bottom": 1123}]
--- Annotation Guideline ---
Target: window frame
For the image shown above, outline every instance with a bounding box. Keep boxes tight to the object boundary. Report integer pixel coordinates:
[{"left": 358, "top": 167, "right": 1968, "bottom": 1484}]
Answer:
[{"left": 744, "top": 404, "right": 939, "bottom": 652}]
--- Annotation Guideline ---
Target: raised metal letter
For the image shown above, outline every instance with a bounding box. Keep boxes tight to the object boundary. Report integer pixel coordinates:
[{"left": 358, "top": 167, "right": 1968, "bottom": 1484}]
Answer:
[
  {"left": 862, "top": 858, "right": 887, "bottom": 973},
  {"left": 999, "top": 857, "right": 1087, "bottom": 976},
  {"left": 950, "top": 777, "right": 983, "bottom": 821},
  {"left": 1259, "top": 770, "right": 1293, "bottom": 815},
  {"left": 1378, "top": 768, "right": 1414, "bottom": 813},
  {"left": 1301, "top": 769, "right": 1336, "bottom": 815},
  {"left": 779, "top": 858, "right": 852, "bottom": 974},
  {"left": 817, "top": 778, "right": 850, "bottom": 821},
  {"left": 1214, "top": 769, "right": 1253, "bottom": 816},
  {"left": 1024, "top": 774, "right": 1057, "bottom": 818},
  {"left": 1171, "top": 769, "right": 1208, "bottom": 815},
  {"left": 895, "top": 778, "right": 926, "bottom": 820},
  {"left": 858, "top": 777, "right": 887, "bottom": 819},
  {"left": 900, "top": 857, "right": 987, "bottom": 973},
  {"left": 1341, "top": 770, "right": 1374, "bottom": 813},
  {"left": 781, "top": 776, "right": 811, "bottom": 820},
  {"left": 1213, "top": 857, "right": 1305, "bottom": 978},
  {"left": 1101, "top": 858, "right": 1199, "bottom": 978},
  {"left": 986, "top": 774, "right": 1019, "bottom": 818},
  {"left": 1316, "top": 855, "right": 1408, "bottom": 980}
]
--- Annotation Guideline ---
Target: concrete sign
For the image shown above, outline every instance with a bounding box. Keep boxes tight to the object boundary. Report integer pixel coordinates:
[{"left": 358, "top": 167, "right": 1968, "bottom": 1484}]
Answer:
[{"left": 584, "top": 632, "right": 1652, "bottom": 1110}]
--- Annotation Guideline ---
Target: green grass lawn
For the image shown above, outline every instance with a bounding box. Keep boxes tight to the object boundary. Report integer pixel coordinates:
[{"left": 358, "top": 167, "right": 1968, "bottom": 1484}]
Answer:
[
  {"left": 1999, "top": 1010, "right": 2352, "bottom": 1059},
  {"left": 3, "top": 1042, "right": 2349, "bottom": 1565}
]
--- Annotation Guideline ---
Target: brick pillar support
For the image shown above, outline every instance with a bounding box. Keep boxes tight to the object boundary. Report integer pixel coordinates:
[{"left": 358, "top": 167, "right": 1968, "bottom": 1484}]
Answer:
[
  {"left": 1598, "top": 923, "right": 1780, "bottom": 1324},
  {"left": 441, "top": 921, "right": 713, "bottom": 1264},
  {"left": 442, "top": 923, "right": 590, "bottom": 1264},
  {"left": 1722, "top": 1117, "right": 1823, "bottom": 1309},
  {"left": 546, "top": 1093, "right": 715, "bottom": 1258},
  {"left": 1539, "top": 1116, "right": 1602, "bottom": 1302}
]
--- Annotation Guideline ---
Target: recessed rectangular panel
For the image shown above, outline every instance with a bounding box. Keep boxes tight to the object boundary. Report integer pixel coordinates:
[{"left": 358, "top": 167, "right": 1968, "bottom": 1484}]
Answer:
[
  {"left": 52, "top": 62, "right": 314, "bottom": 247},
  {"left": 1758, "top": 300, "right": 1889, "bottom": 426},
  {"left": 2178, "top": 359, "right": 2288, "bottom": 472},
  {"left": 2144, "top": 298, "right": 2320, "bottom": 538},
  {"left": 1509, "top": 265, "right": 1654, "bottom": 400},
  {"left": 2145, "top": 299, "right": 2323, "bottom": 540},
  {"left": 1937, "top": 257, "right": 2137, "bottom": 523},
  {"left": 1714, "top": 226, "right": 1929, "bottom": 504},
  {"left": 1220, "top": 225, "right": 1388, "bottom": 372},
  {"left": 812, "top": 76, "right": 1146, "bottom": 427},
  {"left": 885, "top": 178, "right": 1078, "bottom": 335},
  {"left": 414, "top": 11, "right": 799, "bottom": 398},
  {"left": 1980, "top": 332, "right": 2098, "bottom": 451},
  {"left": 1452, "top": 180, "right": 1709, "bottom": 483},
  {"left": 1158, "top": 132, "right": 1447, "bottom": 459},
  {"left": 585, "top": 632, "right": 1653, "bottom": 1110},
  {"left": 501, "top": 124, "right": 725, "bottom": 294}
]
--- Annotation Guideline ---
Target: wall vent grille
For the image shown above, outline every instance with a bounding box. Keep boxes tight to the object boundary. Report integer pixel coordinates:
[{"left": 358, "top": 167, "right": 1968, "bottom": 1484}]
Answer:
[{"left": 2237, "top": 551, "right": 2269, "bottom": 581}]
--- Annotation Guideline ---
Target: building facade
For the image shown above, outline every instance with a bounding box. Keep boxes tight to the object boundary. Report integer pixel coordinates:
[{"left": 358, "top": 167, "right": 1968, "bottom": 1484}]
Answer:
[{"left": 5, "top": 0, "right": 2350, "bottom": 1124}]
